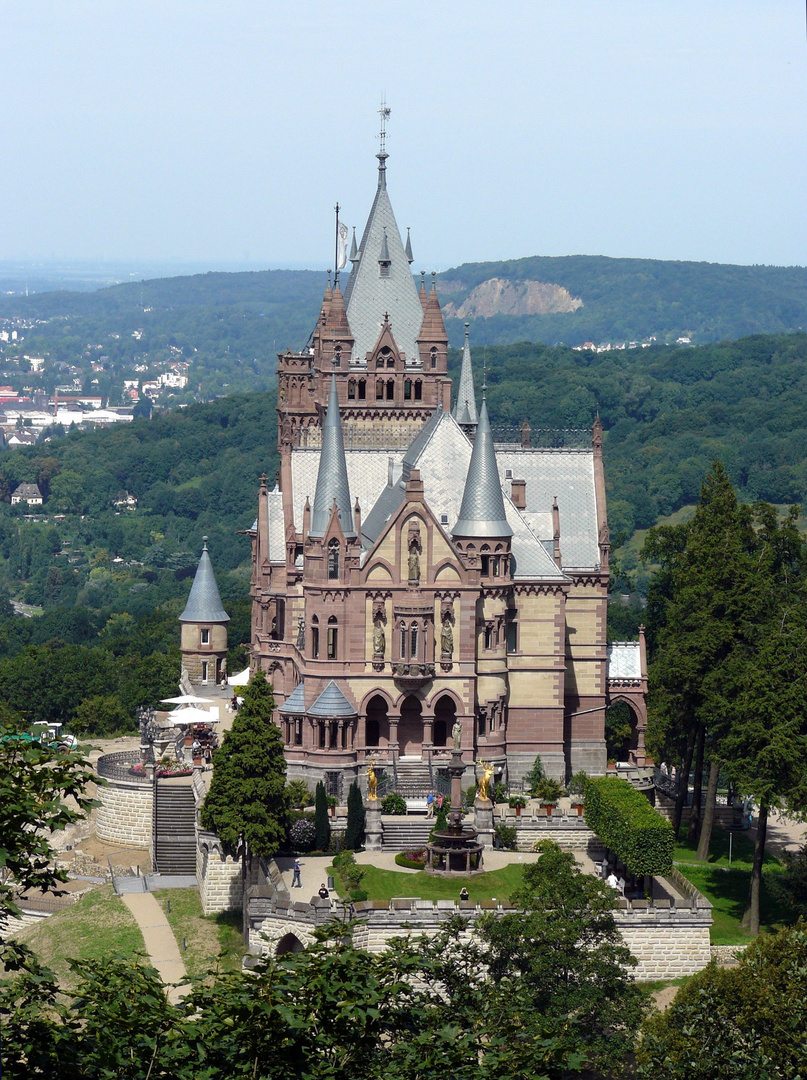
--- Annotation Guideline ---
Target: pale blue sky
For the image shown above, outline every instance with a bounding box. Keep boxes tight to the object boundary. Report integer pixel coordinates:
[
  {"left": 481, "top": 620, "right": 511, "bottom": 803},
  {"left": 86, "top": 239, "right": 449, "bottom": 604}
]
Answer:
[{"left": 1, "top": 1, "right": 805, "bottom": 269}]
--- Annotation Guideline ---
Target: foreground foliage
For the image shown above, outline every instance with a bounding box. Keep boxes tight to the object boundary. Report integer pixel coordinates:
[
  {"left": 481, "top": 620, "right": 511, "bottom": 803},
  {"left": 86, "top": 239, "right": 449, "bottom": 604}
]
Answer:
[{"left": 0, "top": 841, "right": 645, "bottom": 1079}]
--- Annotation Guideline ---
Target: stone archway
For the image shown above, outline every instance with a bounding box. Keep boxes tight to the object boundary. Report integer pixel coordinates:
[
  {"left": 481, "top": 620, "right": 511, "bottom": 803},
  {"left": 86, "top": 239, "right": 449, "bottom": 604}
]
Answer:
[
  {"left": 276, "top": 932, "right": 305, "bottom": 956},
  {"left": 433, "top": 695, "right": 456, "bottom": 748},
  {"left": 605, "top": 698, "right": 646, "bottom": 765},
  {"left": 398, "top": 696, "right": 423, "bottom": 756},
  {"left": 365, "top": 695, "right": 389, "bottom": 749}
]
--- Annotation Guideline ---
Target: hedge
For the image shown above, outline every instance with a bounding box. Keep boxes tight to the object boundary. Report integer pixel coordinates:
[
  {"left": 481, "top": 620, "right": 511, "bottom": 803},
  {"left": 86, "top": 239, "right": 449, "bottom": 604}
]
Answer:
[{"left": 583, "top": 776, "right": 674, "bottom": 876}]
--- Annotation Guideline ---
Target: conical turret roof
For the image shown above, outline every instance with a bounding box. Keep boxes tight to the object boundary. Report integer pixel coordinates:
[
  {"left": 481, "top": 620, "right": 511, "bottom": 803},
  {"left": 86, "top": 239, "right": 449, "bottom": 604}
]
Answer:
[
  {"left": 453, "top": 323, "right": 478, "bottom": 427},
  {"left": 179, "top": 539, "right": 230, "bottom": 623},
  {"left": 310, "top": 374, "right": 356, "bottom": 538},
  {"left": 452, "top": 398, "right": 513, "bottom": 539}
]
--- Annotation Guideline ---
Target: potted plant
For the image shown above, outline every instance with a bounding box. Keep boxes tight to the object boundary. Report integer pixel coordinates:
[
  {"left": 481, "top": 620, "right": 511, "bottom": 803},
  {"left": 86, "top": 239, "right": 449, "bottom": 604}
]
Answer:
[
  {"left": 508, "top": 794, "right": 527, "bottom": 816},
  {"left": 533, "top": 777, "right": 565, "bottom": 816},
  {"left": 327, "top": 794, "right": 338, "bottom": 817},
  {"left": 567, "top": 771, "right": 588, "bottom": 816}
]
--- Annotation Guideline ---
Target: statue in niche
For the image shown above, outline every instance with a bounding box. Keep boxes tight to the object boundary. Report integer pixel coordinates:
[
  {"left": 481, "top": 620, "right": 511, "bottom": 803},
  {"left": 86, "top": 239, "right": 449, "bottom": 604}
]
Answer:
[
  {"left": 441, "top": 613, "right": 454, "bottom": 657},
  {"left": 452, "top": 718, "right": 462, "bottom": 750},
  {"left": 296, "top": 617, "right": 305, "bottom": 650},
  {"left": 408, "top": 541, "right": 420, "bottom": 582},
  {"left": 366, "top": 760, "right": 378, "bottom": 800},
  {"left": 477, "top": 760, "right": 493, "bottom": 801},
  {"left": 372, "top": 618, "right": 385, "bottom": 656}
]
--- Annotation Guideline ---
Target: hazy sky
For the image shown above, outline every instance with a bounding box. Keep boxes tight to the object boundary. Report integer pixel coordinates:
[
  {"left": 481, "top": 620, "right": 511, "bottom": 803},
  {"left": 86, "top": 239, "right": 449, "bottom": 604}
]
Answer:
[{"left": 2, "top": 1, "right": 806, "bottom": 270}]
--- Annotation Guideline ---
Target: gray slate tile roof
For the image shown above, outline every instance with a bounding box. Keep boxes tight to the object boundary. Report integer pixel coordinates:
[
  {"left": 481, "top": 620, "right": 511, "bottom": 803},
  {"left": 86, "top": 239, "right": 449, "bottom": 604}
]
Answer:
[
  {"left": 310, "top": 375, "right": 356, "bottom": 538},
  {"left": 452, "top": 325, "right": 478, "bottom": 426},
  {"left": 495, "top": 450, "right": 599, "bottom": 569},
  {"left": 342, "top": 159, "right": 424, "bottom": 366},
  {"left": 308, "top": 680, "right": 357, "bottom": 718},
  {"left": 278, "top": 681, "right": 306, "bottom": 714},
  {"left": 266, "top": 489, "right": 286, "bottom": 562},
  {"left": 453, "top": 399, "right": 513, "bottom": 539},
  {"left": 607, "top": 642, "right": 642, "bottom": 680},
  {"left": 292, "top": 449, "right": 404, "bottom": 533},
  {"left": 179, "top": 542, "right": 230, "bottom": 623}
]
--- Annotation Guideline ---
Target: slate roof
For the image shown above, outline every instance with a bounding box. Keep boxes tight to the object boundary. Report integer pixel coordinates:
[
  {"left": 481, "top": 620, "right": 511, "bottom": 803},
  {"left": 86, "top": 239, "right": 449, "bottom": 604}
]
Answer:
[
  {"left": 12, "top": 483, "right": 42, "bottom": 499},
  {"left": 606, "top": 642, "right": 642, "bottom": 680},
  {"left": 278, "top": 681, "right": 306, "bottom": 714},
  {"left": 453, "top": 399, "right": 513, "bottom": 539},
  {"left": 292, "top": 449, "right": 404, "bottom": 533},
  {"left": 308, "top": 680, "right": 357, "bottom": 718},
  {"left": 495, "top": 450, "right": 600, "bottom": 570},
  {"left": 310, "top": 375, "right": 356, "bottom": 538},
  {"left": 453, "top": 324, "right": 478, "bottom": 427},
  {"left": 179, "top": 542, "right": 230, "bottom": 623},
  {"left": 342, "top": 154, "right": 424, "bottom": 366}
]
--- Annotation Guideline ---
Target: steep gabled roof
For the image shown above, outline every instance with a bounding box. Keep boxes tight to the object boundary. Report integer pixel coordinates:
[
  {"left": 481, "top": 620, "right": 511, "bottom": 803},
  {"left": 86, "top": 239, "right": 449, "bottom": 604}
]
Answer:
[
  {"left": 453, "top": 324, "right": 478, "bottom": 427},
  {"left": 452, "top": 399, "right": 513, "bottom": 539},
  {"left": 179, "top": 540, "right": 230, "bottom": 623},
  {"left": 342, "top": 152, "right": 424, "bottom": 365}
]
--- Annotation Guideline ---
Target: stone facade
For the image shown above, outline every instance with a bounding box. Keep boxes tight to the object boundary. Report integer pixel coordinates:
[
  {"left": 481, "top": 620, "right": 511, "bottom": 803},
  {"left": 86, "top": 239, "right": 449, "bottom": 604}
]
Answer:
[
  {"left": 197, "top": 830, "right": 242, "bottom": 915},
  {"left": 95, "top": 772, "right": 152, "bottom": 847}
]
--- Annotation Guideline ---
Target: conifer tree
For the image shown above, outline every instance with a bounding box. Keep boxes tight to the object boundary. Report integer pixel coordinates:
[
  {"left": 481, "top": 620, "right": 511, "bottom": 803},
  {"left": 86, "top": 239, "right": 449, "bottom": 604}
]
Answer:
[
  {"left": 314, "top": 780, "right": 330, "bottom": 851},
  {"left": 200, "top": 672, "right": 288, "bottom": 858},
  {"left": 344, "top": 780, "right": 365, "bottom": 850}
]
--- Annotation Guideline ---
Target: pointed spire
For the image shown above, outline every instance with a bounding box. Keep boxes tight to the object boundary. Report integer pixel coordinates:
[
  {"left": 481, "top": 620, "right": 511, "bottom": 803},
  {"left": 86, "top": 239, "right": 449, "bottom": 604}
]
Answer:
[
  {"left": 452, "top": 399, "right": 513, "bottom": 539},
  {"left": 453, "top": 322, "right": 479, "bottom": 428},
  {"left": 418, "top": 270, "right": 428, "bottom": 311},
  {"left": 324, "top": 281, "right": 351, "bottom": 339},
  {"left": 180, "top": 538, "right": 230, "bottom": 623},
  {"left": 349, "top": 226, "right": 359, "bottom": 263},
  {"left": 405, "top": 227, "right": 413, "bottom": 264},
  {"left": 310, "top": 374, "right": 356, "bottom": 538}
]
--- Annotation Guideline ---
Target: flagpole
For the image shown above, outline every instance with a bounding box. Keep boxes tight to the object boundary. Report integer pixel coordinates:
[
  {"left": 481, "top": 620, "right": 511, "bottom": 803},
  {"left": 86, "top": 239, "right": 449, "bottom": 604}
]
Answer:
[{"left": 334, "top": 202, "right": 340, "bottom": 285}]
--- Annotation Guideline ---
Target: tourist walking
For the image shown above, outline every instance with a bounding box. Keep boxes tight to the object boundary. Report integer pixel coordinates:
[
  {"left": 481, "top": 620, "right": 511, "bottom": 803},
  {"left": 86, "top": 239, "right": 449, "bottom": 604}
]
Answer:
[
  {"left": 292, "top": 860, "right": 302, "bottom": 888},
  {"left": 426, "top": 791, "right": 435, "bottom": 816}
]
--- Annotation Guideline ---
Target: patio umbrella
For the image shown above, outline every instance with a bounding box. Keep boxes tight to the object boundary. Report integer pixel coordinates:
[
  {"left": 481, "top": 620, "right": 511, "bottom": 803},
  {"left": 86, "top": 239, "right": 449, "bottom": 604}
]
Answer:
[
  {"left": 166, "top": 706, "right": 221, "bottom": 726},
  {"left": 161, "top": 694, "right": 216, "bottom": 706}
]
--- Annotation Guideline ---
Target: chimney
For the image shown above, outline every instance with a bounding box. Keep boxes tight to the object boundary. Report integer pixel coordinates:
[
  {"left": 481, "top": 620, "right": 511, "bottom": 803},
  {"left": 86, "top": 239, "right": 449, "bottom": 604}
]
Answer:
[{"left": 510, "top": 478, "right": 526, "bottom": 509}]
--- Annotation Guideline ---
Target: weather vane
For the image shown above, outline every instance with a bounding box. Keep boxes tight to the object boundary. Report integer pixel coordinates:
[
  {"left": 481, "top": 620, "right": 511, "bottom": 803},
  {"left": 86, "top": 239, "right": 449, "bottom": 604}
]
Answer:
[{"left": 378, "top": 97, "right": 391, "bottom": 154}]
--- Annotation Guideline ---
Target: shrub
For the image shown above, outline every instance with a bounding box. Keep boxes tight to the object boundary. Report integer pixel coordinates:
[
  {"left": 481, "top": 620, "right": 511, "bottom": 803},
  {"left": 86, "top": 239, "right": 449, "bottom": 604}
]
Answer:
[
  {"left": 285, "top": 779, "right": 312, "bottom": 808},
  {"left": 395, "top": 849, "right": 427, "bottom": 869},
  {"left": 314, "top": 781, "right": 330, "bottom": 851},
  {"left": 584, "top": 776, "right": 674, "bottom": 875},
  {"left": 495, "top": 823, "right": 517, "bottom": 851},
  {"left": 349, "top": 888, "right": 368, "bottom": 902},
  {"left": 492, "top": 781, "right": 507, "bottom": 803},
  {"left": 288, "top": 817, "right": 316, "bottom": 852},
  {"left": 533, "top": 777, "right": 565, "bottom": 803},
  {"left": 567, "top": 770, "right": 588, "bottom": 797},
  {"left": 507, "top": 795, "right": 526, "bottom": 809},
  {"left": 525, "top": 754, "right": 544, "bottom": 794},
  {"left": 429, "top": 807, "right": 448, "bottom": 842},
  {"left": 381, "top": 793, "right": 406, "bottom": 815},
  {"left": 333, "top": 850, "right": 365, "bottom": 893}
]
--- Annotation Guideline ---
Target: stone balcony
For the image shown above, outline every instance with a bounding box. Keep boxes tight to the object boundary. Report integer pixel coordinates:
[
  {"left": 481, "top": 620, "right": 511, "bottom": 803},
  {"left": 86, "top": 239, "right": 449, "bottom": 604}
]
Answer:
[{"left": 391, "top": 662, "right": 435, "bottom": 688}]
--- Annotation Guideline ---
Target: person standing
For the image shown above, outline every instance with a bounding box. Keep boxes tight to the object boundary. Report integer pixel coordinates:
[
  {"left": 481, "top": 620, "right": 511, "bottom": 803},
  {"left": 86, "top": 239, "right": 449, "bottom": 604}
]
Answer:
[
  {"left": 426, "top": 791, "right": 435, "bottom": 817},
  {"left": 292, "top": 859, "right": 302, "bottom": 888}
]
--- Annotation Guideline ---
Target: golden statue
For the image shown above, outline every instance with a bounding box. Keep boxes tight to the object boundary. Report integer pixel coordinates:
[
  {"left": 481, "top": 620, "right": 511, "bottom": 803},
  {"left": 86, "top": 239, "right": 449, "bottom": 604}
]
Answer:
[
  {"left": 366, "top": 759, "right": 378, "bottom": 800},
  {"left": 477, "top": 760, "right": 494, "bottom": 801}
]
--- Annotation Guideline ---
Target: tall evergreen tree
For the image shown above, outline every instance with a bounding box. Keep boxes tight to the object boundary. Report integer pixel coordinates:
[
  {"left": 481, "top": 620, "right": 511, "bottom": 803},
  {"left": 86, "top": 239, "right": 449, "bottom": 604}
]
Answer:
[
  {"left": 314, "top": 780, "right": 330, "bottom": 852},
  {"left": 200, "top": 672, "right": 288, "bottom": 858},
  {"left": 344, "top": 780, "right": 365, "bottom": 850}
]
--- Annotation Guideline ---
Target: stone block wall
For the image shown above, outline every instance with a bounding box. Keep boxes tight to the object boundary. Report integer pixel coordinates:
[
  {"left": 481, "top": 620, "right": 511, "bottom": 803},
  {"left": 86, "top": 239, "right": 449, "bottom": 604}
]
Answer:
[
  {"left": 96, "top": 777, "right": 153, "bottom": 847},
  {"left": 198, "top": 830, "right": 242, "bottom": 915}
]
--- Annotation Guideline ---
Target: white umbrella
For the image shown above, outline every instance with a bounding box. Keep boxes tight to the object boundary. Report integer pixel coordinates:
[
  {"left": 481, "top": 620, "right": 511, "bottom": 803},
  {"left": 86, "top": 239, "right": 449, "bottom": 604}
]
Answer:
[
  {"left": 161, "top": 694, "right": 216, "bottom": 705},
  {"left": 167, "top": 706, "right": 220, "bottom": 726},
  {"left": 227, "top": 667, "right": 250, "bottom": 687}
]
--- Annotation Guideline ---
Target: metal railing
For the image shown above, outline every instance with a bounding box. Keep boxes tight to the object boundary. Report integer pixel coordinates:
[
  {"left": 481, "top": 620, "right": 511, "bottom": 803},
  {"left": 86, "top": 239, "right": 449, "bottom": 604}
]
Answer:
[{"left": 96, "top": 750, "right": 151, "bottom": 784}]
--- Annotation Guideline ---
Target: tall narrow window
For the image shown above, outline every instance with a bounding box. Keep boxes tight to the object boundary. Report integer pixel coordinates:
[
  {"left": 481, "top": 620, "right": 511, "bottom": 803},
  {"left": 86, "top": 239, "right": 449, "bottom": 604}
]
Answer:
[
  {"left": 200, "top": 628, "right": 210, "bottom": 645},
  {"left": 295, "top": 719, "right": 303, "bottom": 746},
  {"left": 506, "top": 611, "right": 518, "bottom": 653},
  {"left": 329, "top": 721, "right": 338, "bottom": 749},
  {"left": 386, "top": 379, "right": 394, "bottom": 400},
  {"left": 430, "top": 347, "right": 437, "bottom": 369},
  {"left": 327, "top": 616, "right": 338, "bottom": 660},
  {"left": 404, "top": 379, "right": 412, "bottom": 400},
  {"left": 484, "top": 624, "right": 493, "bottom": 650},
  {"left": 414, "top": 380, "right": 422, "bottom": 401},
  {"left": 201, "top": 660, "right": 209, "bottom": 683},
  {"left": 376, "top": 379, "right": 384, "bottom": 400},
  {"left": 410, "top": 623, "right": 418, "bottom": 659},
  {"left": 311, "top": 617, "right": 319, "bottom": 659},
  {"left": 347, "top": 379, "right": 356, "bottom": 399},
  {"left": 319, "top": 723, "right": 326, "bottom": 749},
  {"left": 492, "top": 555, "right": 500, "bottom": 577},
  {"left": 400, "top": 622, "right": 407, "bottom": 659},
  {"left": 333, "top": 346, "right": 342, "bottom": 367},
  {"left": 328, "top": 539, "right": 340, "bottom": 580},
  {"left": 358, "top": 379, "right": 366, "bottom": 400}
]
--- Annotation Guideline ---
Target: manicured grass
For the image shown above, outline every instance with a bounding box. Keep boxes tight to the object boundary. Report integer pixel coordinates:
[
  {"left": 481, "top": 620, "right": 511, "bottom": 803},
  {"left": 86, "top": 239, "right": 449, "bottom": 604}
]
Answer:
[
  {"left": 10, "top": 885, "right": 144, "bottom": 988},
  {"left": 151, "top": 888, "right": 244, "bottom": 979},
  {"left": 674, "top": 825, "right": 779, "bottom": 869},
  {"left": 675, "top": 864, "right": 787, "bottom": 945},
  {"left": 331, "top": 862, "right": 528, "bottom": 904}
]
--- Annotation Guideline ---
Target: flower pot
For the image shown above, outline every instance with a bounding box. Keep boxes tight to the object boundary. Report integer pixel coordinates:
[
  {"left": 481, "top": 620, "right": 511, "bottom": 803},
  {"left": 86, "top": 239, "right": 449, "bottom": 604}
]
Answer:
[
  {"left": 572, "top": 803, "right": 584, "bottom": 817},
  {"left": 541, "top": 803, "right": 556, "bottom": 817},
  {"left": 329, "top": 806, "right": 336, "bottom": 817},
  {"left": 515, "top": 805, "right": 522, "bottom": 816}
]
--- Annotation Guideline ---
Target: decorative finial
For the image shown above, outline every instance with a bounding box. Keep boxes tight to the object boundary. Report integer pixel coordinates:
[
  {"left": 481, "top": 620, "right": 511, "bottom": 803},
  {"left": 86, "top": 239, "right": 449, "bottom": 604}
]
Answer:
[
  {"left": 202, "top": 535, "right": 209, "bottom": 549},
  {"left": 378, "top": 97, "right": 390, "bottom": 154}
]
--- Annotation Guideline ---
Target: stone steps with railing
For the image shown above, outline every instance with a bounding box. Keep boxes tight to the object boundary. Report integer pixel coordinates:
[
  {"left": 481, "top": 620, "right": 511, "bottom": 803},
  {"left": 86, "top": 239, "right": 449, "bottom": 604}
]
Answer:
[
  {"left": 154, "top": 781, "right": 196, "bottom": 874},
  {"left": 380, "top": 817, "right": 433, "bottom": 851}
]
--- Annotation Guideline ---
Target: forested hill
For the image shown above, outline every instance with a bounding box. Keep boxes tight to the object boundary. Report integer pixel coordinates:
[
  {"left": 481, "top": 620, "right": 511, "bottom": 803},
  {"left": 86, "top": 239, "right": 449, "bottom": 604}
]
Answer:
[{"left": 2, "top": 258, "right": 807, "bottom": 404}]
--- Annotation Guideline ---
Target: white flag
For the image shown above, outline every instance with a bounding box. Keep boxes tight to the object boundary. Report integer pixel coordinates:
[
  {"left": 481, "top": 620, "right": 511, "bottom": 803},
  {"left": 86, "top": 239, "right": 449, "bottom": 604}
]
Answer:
[{"left": 337, "top": 221, "right": 348, "bottom": 270}]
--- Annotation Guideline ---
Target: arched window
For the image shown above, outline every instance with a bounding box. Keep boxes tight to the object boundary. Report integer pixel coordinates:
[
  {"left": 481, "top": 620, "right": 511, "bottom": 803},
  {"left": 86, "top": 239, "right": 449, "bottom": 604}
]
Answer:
[
  {"left": 480, "top": 544, "right": 491, "bottom": 576},
  {"left": 410, "top": 623, "right": 418, "bottom": 659},
  {"left": 311, "top": 615, "right": 319, "bottom": 659},
  {"left": 404, "top": 379, "right": 412, "bottom": 400},
  {"left": 399, "top": 620, "right": 407, "bottom": 659},
  {"left": 430, "top": 347, "right": 437, "bottom": 369},
  {"left": 333, "top": 346, "right": 342, "bottom": 367},
  {"left": 328, "top": 539, "right": 339, "bottom": 580},
  {"left": 327, "top": 615, "right": 338, "bottom": 660},
  {"left": 358, "top": 379, "right": 366, "bottom": 400},
  {"left": 376, "top": 379, "right": 384, "bottom": 400},
  {"left": 386, "top": 379, "right": 394, "bottom": 401},
  {"left": 414, "top": 380, "right": 422, "bottom": 401},
  {"left": 347, "top": 379, "right": 356, "bottom": 400}
]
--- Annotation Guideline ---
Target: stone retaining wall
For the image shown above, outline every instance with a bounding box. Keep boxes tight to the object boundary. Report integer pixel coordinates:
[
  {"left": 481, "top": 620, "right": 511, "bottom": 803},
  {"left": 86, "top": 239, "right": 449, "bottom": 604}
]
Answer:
[
  {"left": 95, "top": 767, "right": 153, "bottom": 847},
  {"left": 197, "top": 830, "right": 242, "bottom": 915},
  {"left": 246, "top": 861, "right": 712, "bottom": 980}
]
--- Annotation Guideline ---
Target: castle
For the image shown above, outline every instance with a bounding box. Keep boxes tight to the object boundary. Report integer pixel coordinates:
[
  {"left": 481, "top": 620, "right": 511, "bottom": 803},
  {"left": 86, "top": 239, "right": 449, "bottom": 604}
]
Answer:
[{"left": 245, "top": 134, "right": 646, "bottom": 795}]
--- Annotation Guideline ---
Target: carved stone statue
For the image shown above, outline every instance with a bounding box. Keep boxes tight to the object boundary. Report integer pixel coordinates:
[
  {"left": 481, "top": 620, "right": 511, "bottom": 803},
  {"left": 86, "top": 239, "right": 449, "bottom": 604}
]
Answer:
[
  {"left": 441, "top": 614, "right": 453, "bottom": 657},
  {"left": 296, "top": 617, "right": 305, "bottom": 650},
  {"left": 452, "top": 718, "right": 462, "bottom": 750},
  {"left": 408, "top": 542, "right": 420, "bottom": 581},
  {"left": 477, "top": 760, "right": 494, "bottom": 801},
  {"left": 372, "top": 618, "right": 385, "bottom": 656},
  {"left": 366, "top": 760, "right": 378, "bottom": 800}
]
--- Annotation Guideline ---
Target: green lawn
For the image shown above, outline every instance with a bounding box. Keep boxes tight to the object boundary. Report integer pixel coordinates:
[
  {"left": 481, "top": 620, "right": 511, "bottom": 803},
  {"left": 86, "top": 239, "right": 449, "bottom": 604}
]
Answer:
[
  {"left": 9, "top": 885, "right": 144, "bottom": 988},
  {"left": 151, "top": 888, "right": 244, "bottom": 979},
  {"left": 332, "top": 862, "right": 528, "bottom": 904},
  {"left": 674, "top": 825, "right": 779, "bottom": 869}
]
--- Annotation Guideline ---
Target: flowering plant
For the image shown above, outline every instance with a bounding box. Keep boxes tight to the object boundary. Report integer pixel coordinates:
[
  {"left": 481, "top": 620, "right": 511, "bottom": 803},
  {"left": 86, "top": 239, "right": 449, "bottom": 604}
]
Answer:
[{"left": 289, "top": 818, "right": 316, "bottom": 852}]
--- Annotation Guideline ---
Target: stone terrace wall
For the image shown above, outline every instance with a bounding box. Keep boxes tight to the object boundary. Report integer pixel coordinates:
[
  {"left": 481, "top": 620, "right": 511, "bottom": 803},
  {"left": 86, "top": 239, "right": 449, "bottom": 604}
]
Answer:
[
  {"left": 197, "top": 830, "right": 242, "bottom": 915},
  {"left": 95, "top": 753, "right": 152, "bottom": 847},
  {"left": 246, "top": 861, "right": 712, "bottom": 980}
]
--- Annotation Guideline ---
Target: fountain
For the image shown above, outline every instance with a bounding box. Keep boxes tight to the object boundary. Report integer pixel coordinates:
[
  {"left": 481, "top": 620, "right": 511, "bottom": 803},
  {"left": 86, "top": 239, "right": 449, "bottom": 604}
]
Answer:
[{"left": 425, "top": 722, "right": 485, "bottom": 875}]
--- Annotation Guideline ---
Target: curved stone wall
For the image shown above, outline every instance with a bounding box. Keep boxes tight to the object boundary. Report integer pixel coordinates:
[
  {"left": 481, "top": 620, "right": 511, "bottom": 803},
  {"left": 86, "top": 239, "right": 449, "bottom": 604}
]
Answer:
[{"left": 95, "top": 754, "right": 153, "bottom": 847}]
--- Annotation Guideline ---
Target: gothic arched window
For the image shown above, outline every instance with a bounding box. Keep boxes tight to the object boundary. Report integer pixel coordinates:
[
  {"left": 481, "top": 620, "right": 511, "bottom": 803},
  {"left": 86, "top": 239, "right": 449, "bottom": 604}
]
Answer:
[
  {"left": 386, "top": 379, "right": 394, "bottom": 401},
  {"left": 327, "top": 615, "right": 338, "bottom": 659},
  {"left": 414, "top": 380, "right": 422, "bottom": 401},
  {"left": 404, "top": 379, "right": 412, "bottom": 400},
  {"left": 328, "top": 539, "right": 339, "bottom": 580},
  {"left": 347, "top": 379, "right": 356, "bottom": 400},
  {"left": 358, "top": 379, "right": 366, "bottom": 400},
  {"left": 376, "top": 379, "right": 384, "bottom": 400}
]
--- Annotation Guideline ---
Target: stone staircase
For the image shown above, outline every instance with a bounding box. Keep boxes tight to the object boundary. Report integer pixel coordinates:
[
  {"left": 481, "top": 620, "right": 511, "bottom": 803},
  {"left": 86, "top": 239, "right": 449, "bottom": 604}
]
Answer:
[
  {"left": 380, "top": 816, "right": 433, "bottom": 851},
  {"left": 154, "top": 777, "right": 197, "bottom": 875},
  {"left": 390, "top": 758, "right": 440, "bottom": 798}
]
